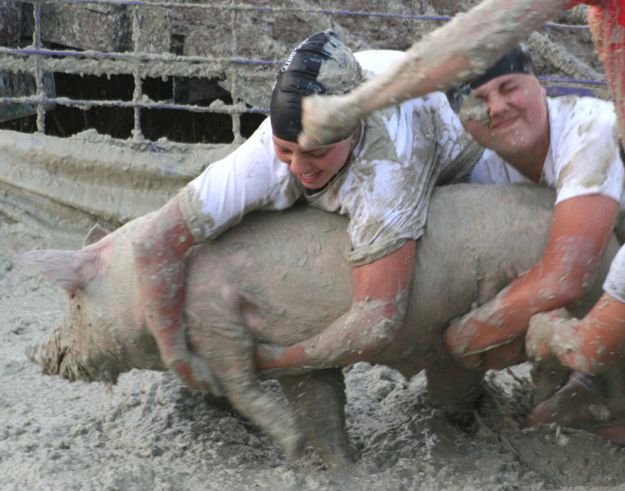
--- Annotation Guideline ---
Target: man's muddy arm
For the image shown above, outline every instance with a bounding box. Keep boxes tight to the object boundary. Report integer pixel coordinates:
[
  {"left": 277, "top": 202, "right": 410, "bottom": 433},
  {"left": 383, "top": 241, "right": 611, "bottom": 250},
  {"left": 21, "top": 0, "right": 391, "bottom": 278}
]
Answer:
[
  {"left": 133, "top": 196, "right": 221, "bottom": 393},
  {"left": 300, "top": 0, "right": 569, "bottom": 147},
  {"left": 526, "top": 294, "right": 625, "bottom": 374},
  {"left": 445, "top": 195, "right": 619, "bottom": 369},
  {"left": 256, "top": 240, "right": 416, "bottom": 372}
]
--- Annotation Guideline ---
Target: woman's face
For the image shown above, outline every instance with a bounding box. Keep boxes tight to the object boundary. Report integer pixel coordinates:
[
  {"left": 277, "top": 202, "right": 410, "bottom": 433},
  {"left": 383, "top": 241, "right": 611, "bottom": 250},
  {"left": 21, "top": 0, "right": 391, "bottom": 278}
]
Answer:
[{"left": 272, "top": 133, "right": 355, "bottom": 190}]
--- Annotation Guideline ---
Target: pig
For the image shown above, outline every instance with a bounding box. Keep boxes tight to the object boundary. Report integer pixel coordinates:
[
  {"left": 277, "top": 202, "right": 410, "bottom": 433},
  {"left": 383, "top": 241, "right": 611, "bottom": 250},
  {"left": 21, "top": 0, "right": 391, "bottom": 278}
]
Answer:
[{"left": 25, "top": 183, "right": 619, "bottom": 466}]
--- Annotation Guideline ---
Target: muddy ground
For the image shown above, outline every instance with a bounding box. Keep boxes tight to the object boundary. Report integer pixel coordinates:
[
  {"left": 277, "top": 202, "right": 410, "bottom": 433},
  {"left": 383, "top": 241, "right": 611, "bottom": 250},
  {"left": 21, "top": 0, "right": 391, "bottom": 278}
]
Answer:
[{"left": 2, "top": 218, "right": 625, "bottom": 490}]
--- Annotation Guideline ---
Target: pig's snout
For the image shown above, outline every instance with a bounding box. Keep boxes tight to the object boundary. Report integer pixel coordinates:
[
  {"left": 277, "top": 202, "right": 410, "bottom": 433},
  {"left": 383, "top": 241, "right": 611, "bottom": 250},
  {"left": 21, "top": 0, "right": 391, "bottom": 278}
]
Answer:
[
  {"left": 27, "top": 326, "right": 120, "bottom": 385},
  {"left": 27, "top": 327, "right": 81, "bottom": 380}
]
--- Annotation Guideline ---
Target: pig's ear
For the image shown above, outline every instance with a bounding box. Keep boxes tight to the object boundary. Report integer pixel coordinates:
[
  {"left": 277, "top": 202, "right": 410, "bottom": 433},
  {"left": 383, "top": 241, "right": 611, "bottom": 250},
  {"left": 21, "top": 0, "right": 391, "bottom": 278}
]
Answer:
[
  {"left": 20, "top": 249, "right": 99, "bottom": 293},
  {"left": 83, "top": 223, "right": 111, "bottom": 246}
]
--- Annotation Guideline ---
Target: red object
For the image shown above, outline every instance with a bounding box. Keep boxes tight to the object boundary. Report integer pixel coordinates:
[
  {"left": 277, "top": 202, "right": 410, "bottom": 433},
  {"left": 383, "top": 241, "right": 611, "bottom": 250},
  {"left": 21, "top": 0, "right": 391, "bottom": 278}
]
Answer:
[{"left": 567, "top": 0, "right": 625, "bottom": 27}]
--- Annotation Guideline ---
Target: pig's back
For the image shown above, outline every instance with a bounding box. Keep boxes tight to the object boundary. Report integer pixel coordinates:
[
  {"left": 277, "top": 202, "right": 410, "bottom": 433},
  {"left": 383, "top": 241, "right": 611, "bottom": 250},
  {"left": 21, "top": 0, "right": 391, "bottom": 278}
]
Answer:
[{"left": 184, "top": 184, "right": 617, "bottom": 349}]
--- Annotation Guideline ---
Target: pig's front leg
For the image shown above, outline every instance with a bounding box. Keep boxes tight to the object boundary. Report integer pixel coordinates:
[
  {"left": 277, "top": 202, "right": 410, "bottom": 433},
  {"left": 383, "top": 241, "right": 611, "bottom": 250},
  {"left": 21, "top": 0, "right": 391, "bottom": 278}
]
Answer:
[
  {"left": 188, "top": 285, "right": 306, "bottom": 460},
  {"left": 278, "top": 369, "right": 352, "bottom": 468}
]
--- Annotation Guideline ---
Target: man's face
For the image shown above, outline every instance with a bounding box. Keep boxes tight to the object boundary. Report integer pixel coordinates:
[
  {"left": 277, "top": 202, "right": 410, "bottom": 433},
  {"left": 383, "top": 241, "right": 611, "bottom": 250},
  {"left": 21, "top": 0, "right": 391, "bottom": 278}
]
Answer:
[
  {"left": 272, "top": 133, "right": 355, "bottom": 190},
  {"left": 461, "top": 73, "right": 548, "bottom": 157}
]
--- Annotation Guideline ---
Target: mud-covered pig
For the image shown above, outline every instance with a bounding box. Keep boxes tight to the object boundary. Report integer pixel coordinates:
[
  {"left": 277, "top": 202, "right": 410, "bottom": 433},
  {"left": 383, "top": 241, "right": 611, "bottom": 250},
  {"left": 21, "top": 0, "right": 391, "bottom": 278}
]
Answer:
[{"left": 26, "top": 184, "right": 618, "bottom": 465}]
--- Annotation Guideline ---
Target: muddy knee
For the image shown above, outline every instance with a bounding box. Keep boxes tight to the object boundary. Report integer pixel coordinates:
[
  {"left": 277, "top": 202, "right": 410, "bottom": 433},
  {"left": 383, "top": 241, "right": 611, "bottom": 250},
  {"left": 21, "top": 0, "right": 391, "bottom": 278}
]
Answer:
[{"left": 278, "top": 368, "right": 352, "bottom": 468}]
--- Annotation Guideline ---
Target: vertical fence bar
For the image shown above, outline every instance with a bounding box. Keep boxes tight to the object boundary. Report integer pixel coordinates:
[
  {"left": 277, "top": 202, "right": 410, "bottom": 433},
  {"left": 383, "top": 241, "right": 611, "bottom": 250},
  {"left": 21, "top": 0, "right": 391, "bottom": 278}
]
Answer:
[
  {"left": 131, "top": 3, "right": 143, "bottom": 141},
  {"left": 33, "top": 0, "right": 45, "bottom": 133},
  {"left": 229, "top": 1, "right": 243, "bottom": 144}
]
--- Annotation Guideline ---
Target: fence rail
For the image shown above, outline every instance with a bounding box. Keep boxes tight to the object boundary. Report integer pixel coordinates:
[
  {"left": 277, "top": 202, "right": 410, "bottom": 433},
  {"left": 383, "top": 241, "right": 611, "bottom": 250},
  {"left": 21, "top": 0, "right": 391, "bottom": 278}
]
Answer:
[{"left": 19, "top": 0, "right": 592, "bottom": 30}]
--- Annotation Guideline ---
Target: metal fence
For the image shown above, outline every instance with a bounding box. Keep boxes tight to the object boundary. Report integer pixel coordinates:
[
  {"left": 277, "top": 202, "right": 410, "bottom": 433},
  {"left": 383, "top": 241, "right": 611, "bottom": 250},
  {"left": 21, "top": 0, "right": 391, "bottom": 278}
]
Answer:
[{"left": 0, "top": 0, "right": 607, "bottom": 145}]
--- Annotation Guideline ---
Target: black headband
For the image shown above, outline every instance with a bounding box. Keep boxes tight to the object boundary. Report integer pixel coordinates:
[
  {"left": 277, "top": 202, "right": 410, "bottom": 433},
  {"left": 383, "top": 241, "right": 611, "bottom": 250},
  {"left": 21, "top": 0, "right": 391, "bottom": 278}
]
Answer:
[{"left": 446, "top": 45, "right": 536, "bottom": 112}]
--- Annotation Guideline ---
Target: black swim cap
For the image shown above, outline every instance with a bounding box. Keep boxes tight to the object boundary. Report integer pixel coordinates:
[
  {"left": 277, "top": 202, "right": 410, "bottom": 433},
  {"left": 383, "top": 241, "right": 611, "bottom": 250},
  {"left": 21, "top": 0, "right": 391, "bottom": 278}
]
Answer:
[
  {"left": 270, "top": 30, "right": 363, "bottom": 142},
  {"left": 446, "top": 44, "right": 536, "bottom": 112}
]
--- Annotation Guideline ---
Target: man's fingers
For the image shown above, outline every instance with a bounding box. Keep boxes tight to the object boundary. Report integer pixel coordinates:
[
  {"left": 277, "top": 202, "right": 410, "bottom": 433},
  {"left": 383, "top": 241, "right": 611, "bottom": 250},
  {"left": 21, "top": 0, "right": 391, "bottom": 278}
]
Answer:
[
  {"left": 444, "top": 320, "right": 475, "bottom": 359},
  {"left": 526, "top": 316, "right": 554, "bottom": 360}
]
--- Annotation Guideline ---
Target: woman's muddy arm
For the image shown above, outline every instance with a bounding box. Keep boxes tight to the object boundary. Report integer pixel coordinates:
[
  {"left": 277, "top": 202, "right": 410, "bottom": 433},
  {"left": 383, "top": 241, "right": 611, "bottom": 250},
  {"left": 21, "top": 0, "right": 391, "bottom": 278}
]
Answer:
[
  {"left": 299, "top": 0, "right": 569, "bottom": 147},
  {"left": 256, "top": 240, "right": 416, "bottom": 372},
  {"left": 133, "top": 195, "right": 222, "bottom": 393}
]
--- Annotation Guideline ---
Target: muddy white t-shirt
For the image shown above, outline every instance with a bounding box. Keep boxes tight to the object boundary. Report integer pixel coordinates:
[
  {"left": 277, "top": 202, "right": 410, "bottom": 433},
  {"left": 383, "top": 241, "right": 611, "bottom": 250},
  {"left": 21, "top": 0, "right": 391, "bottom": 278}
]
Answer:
[
  {"left": 179, "top": 50, "right": 482, "bottom": 266},
  {"left": 470, "top": 96, "right": 625, "bottom": 207}
]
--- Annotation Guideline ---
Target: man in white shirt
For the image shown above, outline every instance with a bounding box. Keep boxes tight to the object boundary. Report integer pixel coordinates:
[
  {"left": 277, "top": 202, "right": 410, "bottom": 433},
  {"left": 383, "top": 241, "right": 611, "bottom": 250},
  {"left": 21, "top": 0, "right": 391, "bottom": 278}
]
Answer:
[
  {"left": 442, "top": 45, "right": 623, "bottom": 368},
  {"left": 440, "top": 45, "right": 625, "bottom": 438},
  {"left": 133, "top": 31, "right": 482, "bottom": 401}
]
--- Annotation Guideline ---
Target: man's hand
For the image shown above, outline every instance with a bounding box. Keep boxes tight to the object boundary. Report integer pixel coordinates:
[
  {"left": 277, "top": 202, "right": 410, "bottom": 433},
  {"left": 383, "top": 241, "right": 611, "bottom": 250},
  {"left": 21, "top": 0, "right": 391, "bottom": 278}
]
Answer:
[
  {"left": 525, "top": 308, "right": 573, "bottom": 361},
  {"left": 298, "top": 0, "right": 571, "bottom": 148},
  {"left": 527, "top": 296, "right": 625, "bottom": 375},
  {"left": 446, "top": 313, "right": 526, "bottom": 369}
]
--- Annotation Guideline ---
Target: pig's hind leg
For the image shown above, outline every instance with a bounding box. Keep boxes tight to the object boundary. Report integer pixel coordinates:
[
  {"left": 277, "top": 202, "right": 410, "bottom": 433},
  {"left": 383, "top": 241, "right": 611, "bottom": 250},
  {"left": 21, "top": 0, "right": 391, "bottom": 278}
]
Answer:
[
  {"left": 278, "top": 368, "right": 353, "bottom": 468},
  {"left": 187, "top": 287, "right": 305, "bottom": 460}
]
